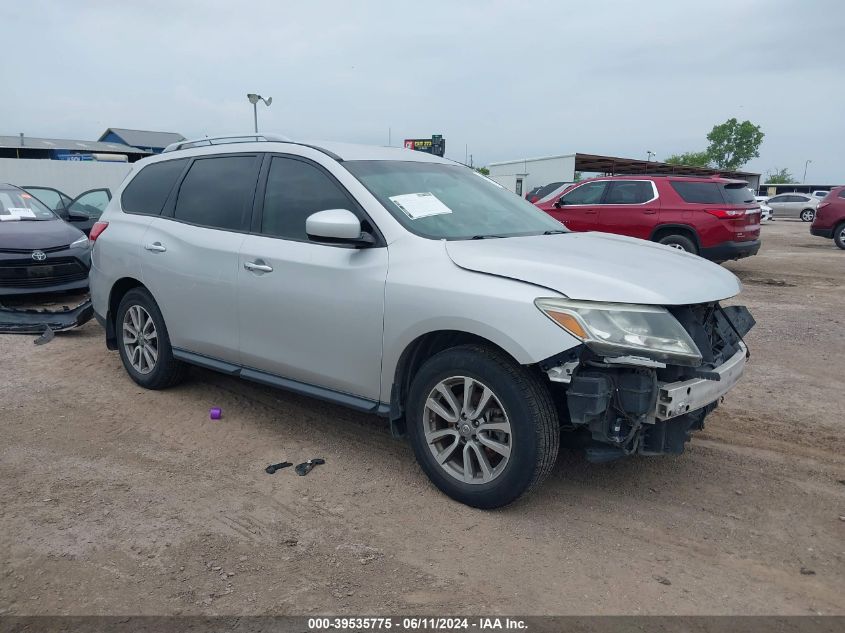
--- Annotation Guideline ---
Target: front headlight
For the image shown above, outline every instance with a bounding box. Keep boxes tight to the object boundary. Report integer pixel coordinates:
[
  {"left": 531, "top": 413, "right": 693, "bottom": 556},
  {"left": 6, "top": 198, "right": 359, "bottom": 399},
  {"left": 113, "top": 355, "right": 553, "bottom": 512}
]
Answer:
[
  {"left": 70, "top": 235, "right": 90, "bottom": 249},
  {"left": 535, "top": 298, "right": 702, "bottom": 366}
]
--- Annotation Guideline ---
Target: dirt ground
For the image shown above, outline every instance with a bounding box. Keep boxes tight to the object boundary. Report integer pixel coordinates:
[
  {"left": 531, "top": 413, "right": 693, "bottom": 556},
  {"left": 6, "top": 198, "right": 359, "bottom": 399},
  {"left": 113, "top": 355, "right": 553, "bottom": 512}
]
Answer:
[{"left": 1, "top": 220, "right": 843, "bottom": 616}]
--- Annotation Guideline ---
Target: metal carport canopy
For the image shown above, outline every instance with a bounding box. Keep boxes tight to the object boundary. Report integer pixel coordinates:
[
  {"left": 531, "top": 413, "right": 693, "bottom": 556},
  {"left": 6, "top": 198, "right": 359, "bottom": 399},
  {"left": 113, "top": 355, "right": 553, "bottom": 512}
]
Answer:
[{"left": 574, "top": 152, "right": 758, "bottom": 181}]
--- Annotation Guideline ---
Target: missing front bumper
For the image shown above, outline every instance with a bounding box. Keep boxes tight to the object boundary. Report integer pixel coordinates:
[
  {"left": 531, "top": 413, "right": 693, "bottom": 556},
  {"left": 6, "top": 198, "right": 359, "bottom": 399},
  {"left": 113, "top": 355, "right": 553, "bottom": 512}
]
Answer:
[{"left": 654, "top": 344, "right": 747, "bottom": 421}]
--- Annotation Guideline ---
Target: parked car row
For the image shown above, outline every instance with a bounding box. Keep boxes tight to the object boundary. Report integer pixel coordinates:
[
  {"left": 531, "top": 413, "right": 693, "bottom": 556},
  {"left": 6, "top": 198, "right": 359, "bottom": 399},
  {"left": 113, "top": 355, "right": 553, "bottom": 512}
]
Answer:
[{"left": 531, "top": 175, "right": 761, "bottom": 262}]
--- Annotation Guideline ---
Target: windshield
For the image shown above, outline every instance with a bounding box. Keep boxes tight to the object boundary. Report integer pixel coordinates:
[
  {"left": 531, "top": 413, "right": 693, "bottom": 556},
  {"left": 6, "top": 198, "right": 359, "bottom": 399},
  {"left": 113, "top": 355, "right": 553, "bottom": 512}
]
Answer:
[
  {"left": 345, "top": 161, "right": 566, "bottom": 240},
  {"left": 0, "top": 188, "right": 56, "bottom": 221}
]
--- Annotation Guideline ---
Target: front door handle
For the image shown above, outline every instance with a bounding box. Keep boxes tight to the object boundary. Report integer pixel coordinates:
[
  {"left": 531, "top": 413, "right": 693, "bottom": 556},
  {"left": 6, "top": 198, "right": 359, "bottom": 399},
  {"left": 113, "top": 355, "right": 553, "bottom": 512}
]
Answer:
[
  {"left": 144, "top": 242, "right": 166, "bottom": 252},
  {"left": 244, "top": 260, "right": 273, "bottom": 273},
  {"left": 643, "top": 209, "right": 657, "bottom": 215}
]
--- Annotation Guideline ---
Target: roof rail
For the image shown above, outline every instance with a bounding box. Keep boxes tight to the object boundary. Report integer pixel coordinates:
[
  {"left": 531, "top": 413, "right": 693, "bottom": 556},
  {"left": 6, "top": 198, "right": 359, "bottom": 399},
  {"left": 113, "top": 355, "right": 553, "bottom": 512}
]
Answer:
[{"left": 162, "top": 133, "right": 293, "bottom": 153}]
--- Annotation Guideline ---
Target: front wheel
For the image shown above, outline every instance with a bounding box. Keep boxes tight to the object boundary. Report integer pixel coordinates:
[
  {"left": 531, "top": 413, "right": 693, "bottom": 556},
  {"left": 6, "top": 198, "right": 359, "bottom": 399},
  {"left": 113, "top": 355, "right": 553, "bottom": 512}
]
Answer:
[
  {"left": 406, "top": 344, "right": 559, "bottom": 508},
  {"left": 834, "top": 223, "right": 845, "bottom": 250},
  {"left": 801, "top": 208, "right": 816, "bottom": 222}
]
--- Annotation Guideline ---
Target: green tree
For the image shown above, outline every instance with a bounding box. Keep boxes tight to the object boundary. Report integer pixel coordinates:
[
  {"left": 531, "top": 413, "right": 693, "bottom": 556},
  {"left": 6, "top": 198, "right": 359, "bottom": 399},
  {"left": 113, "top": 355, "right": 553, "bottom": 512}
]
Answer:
[
  {"left": 705, "top": 118, "right": 764, "bottom": 170},
  {"left": 765, "top": 168, "right": 794, "bottom": 184},
  {"left": 664, "top": 151, "right": 712, "bottom": 167},
  {"left": 573, "top": 171, "right": 582, "bottom": 182},
  {"left": 475, "top": 166, "right": 490, "bottom": 176}
]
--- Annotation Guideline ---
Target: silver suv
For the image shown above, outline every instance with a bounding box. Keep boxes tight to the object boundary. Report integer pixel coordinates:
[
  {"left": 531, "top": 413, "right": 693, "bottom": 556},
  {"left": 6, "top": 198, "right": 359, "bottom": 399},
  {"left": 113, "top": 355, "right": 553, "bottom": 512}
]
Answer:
[{"left": 89, "top": 134, "right": 754, "bottom": 508}]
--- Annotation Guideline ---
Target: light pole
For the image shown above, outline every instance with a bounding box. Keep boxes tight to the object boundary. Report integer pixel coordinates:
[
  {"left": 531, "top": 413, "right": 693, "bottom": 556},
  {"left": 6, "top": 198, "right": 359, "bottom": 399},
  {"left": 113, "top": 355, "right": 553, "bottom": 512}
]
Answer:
[
  {"left": 247, "top": 93, "right": 272, "bottom": 133},
  {"left": 646, "top": 150, "right": 655, "bottom": 162},
  {"left": 803, "top": 159, "right": 812, "bottom": 183}
]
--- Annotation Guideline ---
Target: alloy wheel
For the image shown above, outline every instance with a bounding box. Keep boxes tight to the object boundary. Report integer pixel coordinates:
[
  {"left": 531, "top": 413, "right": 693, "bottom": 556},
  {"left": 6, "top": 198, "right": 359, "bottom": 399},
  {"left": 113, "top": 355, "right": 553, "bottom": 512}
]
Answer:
[
  {"left": 122, "top": 305, "right": 158, "bottom": 375},
  {"left": 423, "top": 376, "right": 512, "bottom": 484}
]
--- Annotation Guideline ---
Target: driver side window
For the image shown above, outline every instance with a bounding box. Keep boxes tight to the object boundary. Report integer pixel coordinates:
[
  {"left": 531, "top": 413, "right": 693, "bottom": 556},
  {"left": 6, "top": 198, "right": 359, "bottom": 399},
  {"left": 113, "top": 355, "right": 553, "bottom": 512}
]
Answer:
[
  {"left": 561, "top": 181, "right": 608, "bottom": 205},
  {"left": 261, "top": 156, "right": 356, "bottom": 241}
]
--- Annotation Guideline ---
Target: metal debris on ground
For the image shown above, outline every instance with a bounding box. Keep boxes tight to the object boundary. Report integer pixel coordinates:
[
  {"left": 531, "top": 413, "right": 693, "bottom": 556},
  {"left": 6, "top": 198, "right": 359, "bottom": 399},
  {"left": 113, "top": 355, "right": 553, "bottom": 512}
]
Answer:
[
  {"left": 265, "top": 461, "right": 292, "bottom": 475},
  {"left": 295, "top": 458, "right": 326, "bottom": 476}
]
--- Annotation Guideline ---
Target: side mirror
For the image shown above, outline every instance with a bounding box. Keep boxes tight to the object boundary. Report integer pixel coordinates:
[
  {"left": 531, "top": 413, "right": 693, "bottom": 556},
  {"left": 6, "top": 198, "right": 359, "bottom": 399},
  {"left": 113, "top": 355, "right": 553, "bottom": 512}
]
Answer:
[
  {"left": 553, "top": 198, "right": 565, "bottom": 208},
  {"left": 306, "top": 209, "right": 375, "bottom": 247}
]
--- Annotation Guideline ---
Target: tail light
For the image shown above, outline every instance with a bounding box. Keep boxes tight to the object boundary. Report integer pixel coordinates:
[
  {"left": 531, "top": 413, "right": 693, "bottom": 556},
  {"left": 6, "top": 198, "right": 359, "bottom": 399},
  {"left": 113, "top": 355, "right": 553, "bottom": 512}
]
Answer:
[
  {"left": 89, "top": 221, "right": 109, "bottom": 242},
  {"left": 705, "top": 208, "right": 745, "bottom": 219}
]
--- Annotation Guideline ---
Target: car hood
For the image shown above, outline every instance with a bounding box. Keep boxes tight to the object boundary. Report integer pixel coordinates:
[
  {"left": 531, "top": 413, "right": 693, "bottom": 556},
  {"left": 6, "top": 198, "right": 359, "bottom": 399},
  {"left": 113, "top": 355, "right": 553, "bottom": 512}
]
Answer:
[
  {"left": 445, "top": 232, "right": 742, "bottom": 306},
  {"left": 0, "top": 218, "right": 84, "bottom": 250}
]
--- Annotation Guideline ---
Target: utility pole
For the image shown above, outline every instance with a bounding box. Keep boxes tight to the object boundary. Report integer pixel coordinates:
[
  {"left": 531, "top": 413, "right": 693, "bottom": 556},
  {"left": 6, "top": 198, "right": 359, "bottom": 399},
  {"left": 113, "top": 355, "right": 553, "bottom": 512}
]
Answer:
[{"left": 803, "top": 159, "right": 812, "bottom": 183}]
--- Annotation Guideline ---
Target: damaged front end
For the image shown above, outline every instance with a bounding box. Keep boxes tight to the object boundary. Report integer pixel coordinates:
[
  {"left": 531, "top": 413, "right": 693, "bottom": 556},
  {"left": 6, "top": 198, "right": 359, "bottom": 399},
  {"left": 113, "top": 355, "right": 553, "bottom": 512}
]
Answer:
[{"left": 540, "top": 302, "right": 755, "bottom": 462}]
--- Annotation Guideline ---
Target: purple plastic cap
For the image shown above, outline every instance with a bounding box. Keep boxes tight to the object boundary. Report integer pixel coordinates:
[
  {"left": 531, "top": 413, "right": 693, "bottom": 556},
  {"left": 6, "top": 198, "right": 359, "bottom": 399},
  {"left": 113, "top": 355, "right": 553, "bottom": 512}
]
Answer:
[{"left": 209, "top": 407, "right": 222, "bottom": 420}]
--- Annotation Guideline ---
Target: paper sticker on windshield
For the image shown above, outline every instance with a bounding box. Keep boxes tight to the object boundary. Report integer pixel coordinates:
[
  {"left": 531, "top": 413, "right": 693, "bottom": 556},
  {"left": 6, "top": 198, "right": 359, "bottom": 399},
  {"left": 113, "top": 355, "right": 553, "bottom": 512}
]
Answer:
[
  {"left": 4, "top": 207, "right": 37, "bottom": 219},
  {"left": 389, "top": 192, "right": 453, "bottom": 220}
]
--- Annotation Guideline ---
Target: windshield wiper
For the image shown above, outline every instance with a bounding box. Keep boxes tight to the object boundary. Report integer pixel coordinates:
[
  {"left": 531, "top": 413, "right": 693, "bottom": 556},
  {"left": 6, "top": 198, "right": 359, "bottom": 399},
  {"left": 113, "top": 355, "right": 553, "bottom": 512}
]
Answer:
[
  {"left": 542, "top": 229, "right": 567, "bottom": 235},
  {"left": 470, "top": 234, "right": 506, "bottom": 240}
]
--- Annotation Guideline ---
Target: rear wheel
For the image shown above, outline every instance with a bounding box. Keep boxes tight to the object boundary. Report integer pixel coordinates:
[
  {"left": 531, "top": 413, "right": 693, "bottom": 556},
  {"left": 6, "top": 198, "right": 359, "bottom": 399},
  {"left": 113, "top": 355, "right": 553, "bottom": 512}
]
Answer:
[
  {"left": 658, "top": 234, "right": 697, "bottom": 254},
  {"left": 116, "top": 288, "right": 187, "bottom": 389},
  {"left": 801, "top": 208, "right": 816, "bottom": 222},
  {"left": 834, "top": 223, "right": 845, "bottom": 250},
  {"left": 406, "top": 345, "right": 559, "bottom": 508}
]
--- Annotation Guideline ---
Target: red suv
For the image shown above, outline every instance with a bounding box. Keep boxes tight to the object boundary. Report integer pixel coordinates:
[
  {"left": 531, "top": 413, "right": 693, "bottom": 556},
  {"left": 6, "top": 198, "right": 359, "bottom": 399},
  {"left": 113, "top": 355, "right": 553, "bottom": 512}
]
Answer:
[
  {"left": 810, "top": 186, "right": 845, "bottom": 250},
  {"left": 534, "top": 175, "right": 761, "bottom": 262}
]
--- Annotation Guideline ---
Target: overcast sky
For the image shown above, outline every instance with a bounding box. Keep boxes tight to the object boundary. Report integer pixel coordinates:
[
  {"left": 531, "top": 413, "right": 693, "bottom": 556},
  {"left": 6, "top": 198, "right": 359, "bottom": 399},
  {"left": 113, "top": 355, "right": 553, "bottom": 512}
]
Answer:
[{"left": 3, "top": 0, "right": 843, "bottom": 181}]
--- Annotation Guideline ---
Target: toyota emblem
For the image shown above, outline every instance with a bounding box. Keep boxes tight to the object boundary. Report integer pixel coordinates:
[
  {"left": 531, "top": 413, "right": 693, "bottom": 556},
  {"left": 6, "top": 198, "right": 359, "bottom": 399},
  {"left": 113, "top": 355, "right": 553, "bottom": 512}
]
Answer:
[{"left": 31, "top": 250, "right": 47, "bottom": 261}]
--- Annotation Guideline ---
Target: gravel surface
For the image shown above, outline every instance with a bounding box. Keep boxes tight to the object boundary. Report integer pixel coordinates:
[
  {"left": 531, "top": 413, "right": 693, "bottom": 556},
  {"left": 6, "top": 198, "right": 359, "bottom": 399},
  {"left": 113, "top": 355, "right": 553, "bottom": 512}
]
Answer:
[{"left": 1, "top": 220, "right": 843, "bottom": 615}]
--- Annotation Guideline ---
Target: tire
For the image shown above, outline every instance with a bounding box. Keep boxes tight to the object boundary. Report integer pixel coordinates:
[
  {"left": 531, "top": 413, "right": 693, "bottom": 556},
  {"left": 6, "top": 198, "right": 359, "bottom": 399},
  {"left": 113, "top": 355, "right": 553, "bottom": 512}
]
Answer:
[
  {"left": 800, "top": 208, "right": 816, "bottom": 222},
  {"left": 834, "top": 223, "right": 845, "bottom": 250},
  {"left": 657, "top": 234, "right": 698, "bottom": 254},
  {"left": 116, "top": 287, "right": 188, "bottom": 389},
  {"left": 406, "top": 344, "right": 559, "bottom": 509}
]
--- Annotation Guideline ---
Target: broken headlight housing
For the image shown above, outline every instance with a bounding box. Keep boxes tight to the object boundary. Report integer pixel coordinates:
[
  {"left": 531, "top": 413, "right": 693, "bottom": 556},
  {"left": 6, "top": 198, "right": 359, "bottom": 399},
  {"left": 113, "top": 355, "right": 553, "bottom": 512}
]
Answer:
[{"left": 535, "top": 298, "right": 702, "bottom": 366}]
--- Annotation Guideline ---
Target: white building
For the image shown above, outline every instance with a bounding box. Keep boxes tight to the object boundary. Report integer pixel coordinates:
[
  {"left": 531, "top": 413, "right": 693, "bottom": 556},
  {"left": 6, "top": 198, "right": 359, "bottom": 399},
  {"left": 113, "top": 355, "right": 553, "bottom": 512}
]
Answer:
[{"left": 487, "top": 154, "right": 576, "bottom": 197}]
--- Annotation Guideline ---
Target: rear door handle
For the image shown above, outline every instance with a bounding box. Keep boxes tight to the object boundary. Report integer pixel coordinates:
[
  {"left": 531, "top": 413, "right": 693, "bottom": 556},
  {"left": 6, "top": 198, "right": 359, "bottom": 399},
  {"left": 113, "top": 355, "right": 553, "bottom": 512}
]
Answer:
[
  {"left": 244, "top": 260, "right": 273, "bottom": 273},
  {"left": 144, "top": 242, "right": 166, "bottom": 252}
]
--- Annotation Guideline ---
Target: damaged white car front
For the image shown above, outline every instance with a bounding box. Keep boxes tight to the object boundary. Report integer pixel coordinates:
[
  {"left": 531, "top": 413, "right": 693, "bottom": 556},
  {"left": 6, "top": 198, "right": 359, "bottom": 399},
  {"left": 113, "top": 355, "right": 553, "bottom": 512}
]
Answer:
[{"left": 535, "top": 297, "right": 754, "bottom": 461}]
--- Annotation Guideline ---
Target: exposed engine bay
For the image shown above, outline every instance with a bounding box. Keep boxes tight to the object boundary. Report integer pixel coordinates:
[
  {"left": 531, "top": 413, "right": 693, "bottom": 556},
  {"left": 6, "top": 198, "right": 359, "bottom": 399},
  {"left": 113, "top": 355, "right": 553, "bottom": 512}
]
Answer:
[{"left": 545, "top": 303, "right": 755, "bottom": 462}]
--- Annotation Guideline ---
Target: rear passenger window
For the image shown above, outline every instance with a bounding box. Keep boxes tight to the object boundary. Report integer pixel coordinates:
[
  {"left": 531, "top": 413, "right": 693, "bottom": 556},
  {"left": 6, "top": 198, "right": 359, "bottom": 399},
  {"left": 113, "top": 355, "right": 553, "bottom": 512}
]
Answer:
[
  {"left": 260, "top": 157, "right": 354, "bottom": 240},
  {"left": 838, "top": 190, "right": 845, "bottom": 199},
  {"left": 605, "top": 181, "right": 654, "bottom": 204},
  {"left": 670, "top": 181, "right": 723, "bottom": 203},
  {"left": 122, "top": 159, "right": 187, "bottom": 215},
  {"left": 173, "top": 156, "right": 258, "bottom": 231}
]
